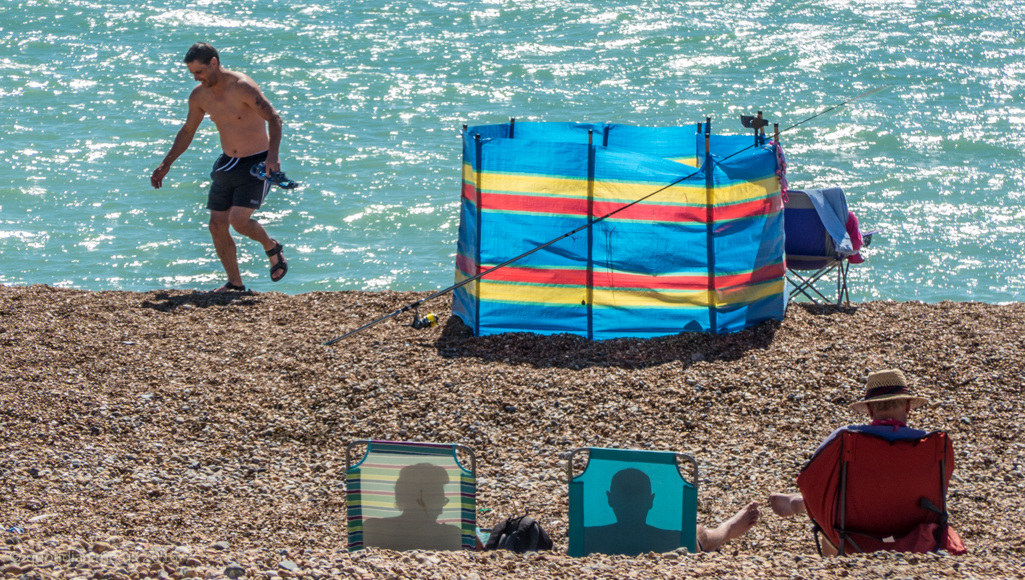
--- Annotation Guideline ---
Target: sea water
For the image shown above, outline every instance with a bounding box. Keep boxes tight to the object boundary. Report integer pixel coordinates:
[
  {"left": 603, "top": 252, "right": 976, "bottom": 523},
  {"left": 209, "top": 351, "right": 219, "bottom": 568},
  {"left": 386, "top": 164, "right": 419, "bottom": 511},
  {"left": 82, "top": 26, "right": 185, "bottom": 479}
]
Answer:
[{"left": 1, "top": 0, "right": 1022, "bottom": 302}]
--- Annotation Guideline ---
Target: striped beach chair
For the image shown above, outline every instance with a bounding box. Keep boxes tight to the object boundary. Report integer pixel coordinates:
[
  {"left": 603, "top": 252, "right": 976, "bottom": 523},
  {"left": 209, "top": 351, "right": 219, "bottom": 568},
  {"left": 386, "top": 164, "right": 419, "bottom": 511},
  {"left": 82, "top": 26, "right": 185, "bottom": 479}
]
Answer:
[
  {"left": 345, "top": 440, "right": 476, "bottom": 552},
  {"left": 566, "top": 447, "right": 699, "bottom": 557}
]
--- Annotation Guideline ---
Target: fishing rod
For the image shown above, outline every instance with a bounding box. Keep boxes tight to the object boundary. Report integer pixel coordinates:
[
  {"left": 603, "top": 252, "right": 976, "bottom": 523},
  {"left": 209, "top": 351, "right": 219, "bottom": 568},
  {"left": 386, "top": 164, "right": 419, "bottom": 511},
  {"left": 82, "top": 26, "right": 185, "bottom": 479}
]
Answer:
[{"left": 324, "top": 85, "right": 889, "bottom": 346}]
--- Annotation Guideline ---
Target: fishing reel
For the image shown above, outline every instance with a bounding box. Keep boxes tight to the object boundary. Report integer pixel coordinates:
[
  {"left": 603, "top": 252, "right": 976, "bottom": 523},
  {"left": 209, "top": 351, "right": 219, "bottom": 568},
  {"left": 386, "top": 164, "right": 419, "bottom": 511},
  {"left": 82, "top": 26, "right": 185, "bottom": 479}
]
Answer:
[{"left": 410, "top": 309, "right": 438, "bottom": 330}]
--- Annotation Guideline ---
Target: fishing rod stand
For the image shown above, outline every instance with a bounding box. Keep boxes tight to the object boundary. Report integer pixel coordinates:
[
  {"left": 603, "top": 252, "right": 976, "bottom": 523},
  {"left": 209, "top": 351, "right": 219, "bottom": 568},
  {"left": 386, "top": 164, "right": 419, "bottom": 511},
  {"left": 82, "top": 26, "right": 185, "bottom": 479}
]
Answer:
[{"left": 741, "top": 111, "right": 771, "bottom": 146}]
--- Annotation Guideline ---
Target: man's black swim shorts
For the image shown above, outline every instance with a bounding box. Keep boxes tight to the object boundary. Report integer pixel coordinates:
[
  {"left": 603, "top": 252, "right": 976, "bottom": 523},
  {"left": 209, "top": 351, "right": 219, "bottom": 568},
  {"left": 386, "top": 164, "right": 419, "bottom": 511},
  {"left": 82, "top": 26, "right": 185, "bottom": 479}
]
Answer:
[{"left": 207, "top": 151, "right": 270, "bottom": 212}]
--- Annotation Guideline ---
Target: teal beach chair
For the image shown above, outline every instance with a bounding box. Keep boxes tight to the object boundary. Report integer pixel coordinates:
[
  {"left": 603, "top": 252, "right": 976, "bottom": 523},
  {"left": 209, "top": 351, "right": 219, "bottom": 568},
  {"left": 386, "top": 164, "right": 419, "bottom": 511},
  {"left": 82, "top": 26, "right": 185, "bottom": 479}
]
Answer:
[
  {"left": 567, "top": 447, "right": 699, "bottom": 557},
  {"left": 345, "top": 440, "right": 477, "bottom": 552}
]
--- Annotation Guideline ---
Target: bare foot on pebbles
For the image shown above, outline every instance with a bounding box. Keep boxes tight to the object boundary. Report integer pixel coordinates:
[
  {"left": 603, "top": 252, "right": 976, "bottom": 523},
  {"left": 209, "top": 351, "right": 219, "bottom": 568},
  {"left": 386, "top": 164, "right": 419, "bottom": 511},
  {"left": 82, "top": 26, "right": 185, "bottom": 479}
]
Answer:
[
  {"left": 769, "top": 493, "right": 806, "bottom": 518},
  {"left": 698, "top": 501, "right": 761, "bottom": 552},
  {"left": 721, "top": 501, "right": 761, "bottom": 542}
]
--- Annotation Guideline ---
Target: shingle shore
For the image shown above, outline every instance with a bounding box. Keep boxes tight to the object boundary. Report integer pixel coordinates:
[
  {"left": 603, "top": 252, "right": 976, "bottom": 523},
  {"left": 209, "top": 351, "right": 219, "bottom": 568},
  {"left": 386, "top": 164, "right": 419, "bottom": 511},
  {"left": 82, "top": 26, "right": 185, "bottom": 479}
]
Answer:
[{"left": 1, "top": 285, "right": 1023, "bottom": 579}]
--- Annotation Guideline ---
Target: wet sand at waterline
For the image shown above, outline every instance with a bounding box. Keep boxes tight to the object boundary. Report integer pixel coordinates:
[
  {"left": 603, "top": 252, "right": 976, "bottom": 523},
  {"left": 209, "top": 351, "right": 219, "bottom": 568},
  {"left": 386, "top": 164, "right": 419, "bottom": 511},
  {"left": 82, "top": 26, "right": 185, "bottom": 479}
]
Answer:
[{"left": 1, "top": 286, "right": 1023, "bottom": 579}]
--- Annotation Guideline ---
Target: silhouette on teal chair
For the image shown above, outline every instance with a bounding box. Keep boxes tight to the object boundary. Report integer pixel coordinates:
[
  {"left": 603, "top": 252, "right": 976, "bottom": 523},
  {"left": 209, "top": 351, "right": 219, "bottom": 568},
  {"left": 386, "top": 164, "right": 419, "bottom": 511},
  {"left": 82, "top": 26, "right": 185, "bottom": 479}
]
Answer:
[
  {"left": 568, "top": 448, "right": 698, "bottom": 556},
  {"left": 584, "top": 468, "right": 682, "bottom": 554}
]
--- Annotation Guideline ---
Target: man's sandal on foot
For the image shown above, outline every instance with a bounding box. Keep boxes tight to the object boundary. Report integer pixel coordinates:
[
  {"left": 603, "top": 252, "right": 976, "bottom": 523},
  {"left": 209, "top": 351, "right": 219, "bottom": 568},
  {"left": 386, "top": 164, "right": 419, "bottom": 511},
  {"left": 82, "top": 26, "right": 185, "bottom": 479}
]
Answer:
[{"left": 267, "top": 240, "right": 288, "bottom": 282}]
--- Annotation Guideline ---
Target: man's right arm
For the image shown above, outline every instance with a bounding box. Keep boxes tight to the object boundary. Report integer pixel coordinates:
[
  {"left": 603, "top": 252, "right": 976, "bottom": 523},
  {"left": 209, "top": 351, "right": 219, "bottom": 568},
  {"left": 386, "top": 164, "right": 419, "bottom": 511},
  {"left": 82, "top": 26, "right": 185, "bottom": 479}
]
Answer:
[{"left": 151, "top": 93, "right": 205, "bottom": 189}]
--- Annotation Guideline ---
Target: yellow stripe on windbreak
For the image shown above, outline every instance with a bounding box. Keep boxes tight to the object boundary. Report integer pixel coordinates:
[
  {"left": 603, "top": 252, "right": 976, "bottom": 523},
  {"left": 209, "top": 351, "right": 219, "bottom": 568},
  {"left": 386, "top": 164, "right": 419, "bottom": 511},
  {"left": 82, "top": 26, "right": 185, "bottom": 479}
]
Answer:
[
  {"left": 478, "top": 281, "right": 709, "bottom": 308},
  {"left": 596, "top": 178, "right": 779, "bottom": 207},
  {"left": 465, "top": 165, "right": 704, "bottom": 205},
  {"left": 668, "top": 157, "right": 701, "bottom": 167},
  {"left": 478, "top": 279, "right": 784, "bottom": 308},
  {"left": 717, "top": 279, "right": 785, "bottom": 306},
  {"left": 455, "top": 270, "right": 478, "bottom": 297},
  {"left": 604, "top": 279, "right": 783, "bottom": 307},
  {"left": 464, "top": 164, "right": 778, "bottom": 207}
]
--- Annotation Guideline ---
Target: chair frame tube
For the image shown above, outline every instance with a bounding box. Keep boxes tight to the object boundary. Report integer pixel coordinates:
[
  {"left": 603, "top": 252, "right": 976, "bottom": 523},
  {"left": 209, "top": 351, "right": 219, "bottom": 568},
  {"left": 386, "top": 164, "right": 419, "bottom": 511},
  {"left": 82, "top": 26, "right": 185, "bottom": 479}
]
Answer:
[
  {"left": 838, "top": 459, "right": 848, "bottom": 556},
  {"left": 786, "top": 257, "right": 851, "bottom": 308},
  {"left": 565, "top": 448, "right": 699, "bottom": 487},
  {"left": 346, "top": 440, "right": 477, "bottom": 478}
]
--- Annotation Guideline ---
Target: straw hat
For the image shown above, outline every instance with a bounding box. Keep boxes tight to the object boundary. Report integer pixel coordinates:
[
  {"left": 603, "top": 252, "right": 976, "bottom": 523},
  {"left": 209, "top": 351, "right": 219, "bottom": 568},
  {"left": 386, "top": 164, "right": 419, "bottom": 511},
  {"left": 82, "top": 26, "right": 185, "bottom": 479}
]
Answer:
[{"left": 848, "top": 369, "right": 929, "bottom": 414}]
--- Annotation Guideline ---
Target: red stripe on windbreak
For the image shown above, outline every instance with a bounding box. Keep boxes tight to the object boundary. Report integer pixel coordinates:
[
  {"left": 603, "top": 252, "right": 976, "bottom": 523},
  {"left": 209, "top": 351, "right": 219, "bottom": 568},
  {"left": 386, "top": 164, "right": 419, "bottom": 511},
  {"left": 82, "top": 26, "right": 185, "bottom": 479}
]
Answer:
[
  {"left": 484, "top": 193, "right": 589, "bottom": 215},
  {"left": 472, "top": 192, "right": 780, "bottom": 223},
  {"left": 456, "top": 253, "right": 477, "bottom": 275},
  {"left": 481, "top": 266, "right": 589, "bottom": 287},
  {"left": 474, "top": 262, "right": 784, "bottom": 291},
  {"left": 715, "top": 262, "right": 786, "bottom": 289},
  {"left": 593, "top": 196, "right": 783, "bottom": 223}
]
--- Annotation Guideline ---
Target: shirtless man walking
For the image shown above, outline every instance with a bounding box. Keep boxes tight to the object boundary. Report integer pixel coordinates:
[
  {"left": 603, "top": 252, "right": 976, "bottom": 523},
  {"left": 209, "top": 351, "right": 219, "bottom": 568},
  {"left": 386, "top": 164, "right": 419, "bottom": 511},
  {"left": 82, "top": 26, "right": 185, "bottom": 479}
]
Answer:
[{"left": 151, "top": 42, "right": 287, "bottom": 292}]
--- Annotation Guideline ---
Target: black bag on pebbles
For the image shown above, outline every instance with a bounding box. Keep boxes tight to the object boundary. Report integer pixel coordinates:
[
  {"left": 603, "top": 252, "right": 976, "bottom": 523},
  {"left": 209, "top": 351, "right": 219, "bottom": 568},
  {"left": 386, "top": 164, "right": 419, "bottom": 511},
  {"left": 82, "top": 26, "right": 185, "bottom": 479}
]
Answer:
[{"left": 483, "top": 515, "right": 554, "bottom": 553}]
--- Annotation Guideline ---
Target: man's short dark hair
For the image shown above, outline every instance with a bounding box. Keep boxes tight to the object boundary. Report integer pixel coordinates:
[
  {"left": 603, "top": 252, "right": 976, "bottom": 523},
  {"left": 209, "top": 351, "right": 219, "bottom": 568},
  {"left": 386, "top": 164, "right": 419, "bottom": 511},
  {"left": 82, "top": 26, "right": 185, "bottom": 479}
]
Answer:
[{"left": 183, "top": 43, "right": 219, "bottom": 65}]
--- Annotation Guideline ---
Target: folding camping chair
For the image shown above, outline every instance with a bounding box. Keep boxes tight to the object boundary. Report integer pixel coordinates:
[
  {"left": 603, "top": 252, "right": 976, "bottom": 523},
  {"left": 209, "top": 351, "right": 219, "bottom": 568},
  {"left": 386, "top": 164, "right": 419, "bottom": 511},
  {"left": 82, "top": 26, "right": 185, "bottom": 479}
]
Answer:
[
  {"left": 784, "top": 188, "right": 875, "bottom": 307},
  {"left": 796, "top": 430, "right": 966, "bottom": 556},
  {"left": 345, "top": 440, "right": 476, "bottom": 552},
  {"left": 566, "top": 447, "right": 698, "bottom": 556}
]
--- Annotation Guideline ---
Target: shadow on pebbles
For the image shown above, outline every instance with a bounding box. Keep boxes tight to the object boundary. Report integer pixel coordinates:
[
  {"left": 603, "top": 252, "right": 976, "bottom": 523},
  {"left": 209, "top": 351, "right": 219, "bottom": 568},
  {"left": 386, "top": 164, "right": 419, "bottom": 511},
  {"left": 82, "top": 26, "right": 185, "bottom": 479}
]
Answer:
[{"left": 1, "top": 285, "right": 1024, "bottom": 579}]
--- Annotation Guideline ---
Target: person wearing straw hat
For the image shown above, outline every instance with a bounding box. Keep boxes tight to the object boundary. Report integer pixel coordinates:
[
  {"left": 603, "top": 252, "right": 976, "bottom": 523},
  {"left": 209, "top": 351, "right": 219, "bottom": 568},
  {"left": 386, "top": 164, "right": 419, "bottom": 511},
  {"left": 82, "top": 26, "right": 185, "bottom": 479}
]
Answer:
[{"left": 768, "top": 369, "right": 929, "bottom": 519}]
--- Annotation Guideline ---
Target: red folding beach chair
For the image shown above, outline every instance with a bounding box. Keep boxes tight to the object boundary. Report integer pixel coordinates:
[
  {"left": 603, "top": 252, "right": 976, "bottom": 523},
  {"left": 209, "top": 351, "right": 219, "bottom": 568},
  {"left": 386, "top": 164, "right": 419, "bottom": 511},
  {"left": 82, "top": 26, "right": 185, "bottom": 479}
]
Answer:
[{"left": 796, "top": 430, "right": 966, "bottom": 556}]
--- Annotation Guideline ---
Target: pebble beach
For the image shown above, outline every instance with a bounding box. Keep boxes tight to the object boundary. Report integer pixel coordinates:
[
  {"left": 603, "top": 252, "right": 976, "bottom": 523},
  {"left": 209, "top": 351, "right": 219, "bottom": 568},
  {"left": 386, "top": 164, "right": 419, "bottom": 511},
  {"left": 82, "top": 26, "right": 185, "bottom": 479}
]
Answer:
[{"left": 1, "top": 285, "right": 1024, "bottom": 579}]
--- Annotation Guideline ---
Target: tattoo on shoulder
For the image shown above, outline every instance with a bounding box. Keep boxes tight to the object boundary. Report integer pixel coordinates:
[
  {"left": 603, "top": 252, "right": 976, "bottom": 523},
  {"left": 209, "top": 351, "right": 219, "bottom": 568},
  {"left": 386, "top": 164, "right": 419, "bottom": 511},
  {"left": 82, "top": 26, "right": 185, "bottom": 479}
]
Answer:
[{"left": 254, "top": 94, "right": 273, "bottom": 112}]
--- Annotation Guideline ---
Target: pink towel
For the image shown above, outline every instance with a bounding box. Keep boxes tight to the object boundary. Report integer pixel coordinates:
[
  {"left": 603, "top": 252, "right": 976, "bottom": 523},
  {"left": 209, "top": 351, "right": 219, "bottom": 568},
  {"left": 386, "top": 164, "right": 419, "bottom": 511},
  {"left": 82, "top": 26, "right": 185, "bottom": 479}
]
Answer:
[
  {"left": 773, "top": 141, "right": 789, "bottom": 202},
  {"left": 846, "top": 210, "right": 865, "bottom": 264}
]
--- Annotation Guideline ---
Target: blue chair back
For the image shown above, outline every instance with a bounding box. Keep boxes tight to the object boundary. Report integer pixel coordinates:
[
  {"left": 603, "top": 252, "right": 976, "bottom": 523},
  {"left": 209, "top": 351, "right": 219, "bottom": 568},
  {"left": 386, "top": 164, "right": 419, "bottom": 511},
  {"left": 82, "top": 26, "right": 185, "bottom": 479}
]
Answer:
[{"left": 784, "top": 191, "right": 833, "bottom": 270}]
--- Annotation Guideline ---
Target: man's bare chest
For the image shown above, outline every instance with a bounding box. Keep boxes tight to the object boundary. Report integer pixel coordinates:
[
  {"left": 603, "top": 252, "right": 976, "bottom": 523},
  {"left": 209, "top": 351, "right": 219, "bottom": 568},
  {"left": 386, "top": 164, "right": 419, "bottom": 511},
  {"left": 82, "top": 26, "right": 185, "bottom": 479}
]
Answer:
[{"left": 200, "top": 92, "right": 254, "bottom": 127}]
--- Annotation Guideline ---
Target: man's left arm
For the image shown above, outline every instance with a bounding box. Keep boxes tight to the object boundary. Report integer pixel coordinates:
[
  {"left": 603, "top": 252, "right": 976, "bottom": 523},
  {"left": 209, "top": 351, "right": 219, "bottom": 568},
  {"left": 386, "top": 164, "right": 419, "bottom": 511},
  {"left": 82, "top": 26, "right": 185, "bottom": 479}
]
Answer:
[{"left": 244, "top": 82, "right": 283, "bottom": 172}]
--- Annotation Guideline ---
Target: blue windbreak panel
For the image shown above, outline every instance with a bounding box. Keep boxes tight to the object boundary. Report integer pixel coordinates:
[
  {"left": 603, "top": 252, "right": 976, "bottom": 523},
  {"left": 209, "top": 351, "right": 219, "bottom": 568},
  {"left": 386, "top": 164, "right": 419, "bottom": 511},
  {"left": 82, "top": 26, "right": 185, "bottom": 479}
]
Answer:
[
  {"left": 478, "top": 299, "right": 587, "bottom": 337},
  {"left": 485, "top": 122, "right": 700, "bottom": 162},
  {"left": 477, "top": 213, "right": 589, "bottom": 270},
  {"left": 697, "top": 133, "right": 768, "bottom": 160},
  {"left": 452, "top": 201, "right": 478, "bottom": 329},
  {"left": 593, "top": 306, "right": 711, "bottom": 338},
  {"left": 715, "top": 290, "right": 788, "bottom": 334},
  {"left": 479, "top": 137, "right": 592, "bottom": 180},
  {"left": 712, "top": 212, "right": 786, "bottom": 277},
  {"left": 465, "top": 123, "right": 511, "bottom": 143},
  {"left": 595, "top": 147, "right": 704, "bottom": 189},
  {"left": 505, "top": 121, "right": 605, "bottom": 145},
  {"left": 453, "top": 122, "right": 786, "bottom": 339},
  {"left": 590, "top": 220, "right": 710, "bottom": 277},
  {"left": 605, "top": 124, "right": 699, "bottom": 162}
]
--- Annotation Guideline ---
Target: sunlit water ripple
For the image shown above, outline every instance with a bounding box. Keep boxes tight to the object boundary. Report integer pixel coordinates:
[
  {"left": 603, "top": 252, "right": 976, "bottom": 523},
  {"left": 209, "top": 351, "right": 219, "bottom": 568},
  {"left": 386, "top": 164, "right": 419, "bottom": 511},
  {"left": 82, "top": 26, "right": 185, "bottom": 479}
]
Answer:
[{"left": 1, "top": 0, "right": 1022, "bottom": 302}]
